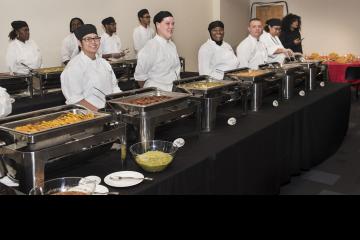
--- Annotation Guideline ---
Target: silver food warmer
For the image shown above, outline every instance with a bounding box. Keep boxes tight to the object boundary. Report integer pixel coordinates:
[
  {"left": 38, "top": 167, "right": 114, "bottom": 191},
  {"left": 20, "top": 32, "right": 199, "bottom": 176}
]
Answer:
[
  {"left": 0, "top": 73, "right": 33, "bottom": 98},
  {"left": 296, "top": 60, "right": 327, "bottom": 91},
  {"left": 0, "top": 105, "right": 125, "bottom": 193},
  {"left": 33, "top": 67, "right": 64, "bottom": 96},
  {"left": 105, "top": 87, "right": 200, "bottom": 143},
  {"left": 224, "top": 68, "right": 276, "bottom": 112},
  {"left": 110, "top": 59, "right": 137, "bottom": 81},
  {"left": 267, "top": 63, "right": 306, "bottom": 100},
  {"left": 173, "top": 76, "right": 251, "bottom": 132}
]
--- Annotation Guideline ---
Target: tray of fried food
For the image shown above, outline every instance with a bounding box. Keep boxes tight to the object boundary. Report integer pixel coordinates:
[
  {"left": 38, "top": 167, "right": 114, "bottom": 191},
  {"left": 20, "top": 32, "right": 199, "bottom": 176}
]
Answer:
[
  {"left": 227, "top": 69, "right": 273, "bottom": 78},
  {"left": 177, "top": 80, "right": 226, "bottom": 90},
  {"left": 36, "top": 67, "right": 65, "bottom": 74},
  {"left": 13, "top": 112, "right": 95, "bottom": 134}
]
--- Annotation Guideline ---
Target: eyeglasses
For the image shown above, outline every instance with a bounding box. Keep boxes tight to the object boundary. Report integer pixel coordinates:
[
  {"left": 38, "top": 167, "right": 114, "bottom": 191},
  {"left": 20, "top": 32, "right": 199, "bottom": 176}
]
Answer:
[
  {"left": 82, "top": 37, "right": 101, "bottom": 43},
  {"left": 142, "top": 16, "right": 151, "bottom": 19},
  {"left": 273, "top": 27, "right": 281, "bottom": 31}
]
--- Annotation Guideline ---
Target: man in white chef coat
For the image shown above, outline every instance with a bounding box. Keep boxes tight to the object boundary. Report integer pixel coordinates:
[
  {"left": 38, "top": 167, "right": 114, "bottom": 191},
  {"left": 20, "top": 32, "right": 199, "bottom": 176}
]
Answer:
[
  {"left": 198, "top": 21, "right": 239, "bottom": 80},
  {"left": 236, "top": 18, "right": 268, "bottom": 70},
  {"left": 133, "top": 9, "right": 155, "bottom": 57},
  {"left": 134, "top": 11, "right": 181, "bottom": 92},
  {"left": 61, "top": 24, "right": 121, "bottom": 112},
  {"left": 99, "top": 17, "right": 127, "bottom": 60}
]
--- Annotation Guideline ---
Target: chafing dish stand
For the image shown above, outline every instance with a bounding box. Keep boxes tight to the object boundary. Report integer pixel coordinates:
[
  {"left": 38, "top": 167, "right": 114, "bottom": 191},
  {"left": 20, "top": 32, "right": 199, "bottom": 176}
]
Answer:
[
  {"left": 106, "top": 87, "right": 200, "bottom": 142},
  {"left": 174, "top": 76, "right": 251, "bottom": 132},
  {"left": 0, "top": 105, "right": 126, "bottom": 193},
  {"left": 225, "top": 68, "right": 275, "bottom": 112}
]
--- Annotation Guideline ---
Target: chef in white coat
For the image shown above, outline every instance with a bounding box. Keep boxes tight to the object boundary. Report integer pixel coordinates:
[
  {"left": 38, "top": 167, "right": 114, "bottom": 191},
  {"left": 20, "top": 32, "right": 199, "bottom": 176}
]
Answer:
[
  {"left": 133, "top": 9, "right": 155, "bottom": 56},
  {"left": 61, "top": 17, "right": 84, "bottom": 65},
  {"left": 6, "top": 21, "right": 42, "bottom": 74},
  {"left": 236, "top": 18, "right": 268, "bottom": 70},
  {"left": 61, "top": 24, "right": 121, "bottom": 112},
  {"left": 0, "top": 87, "right": 13, "bottom": 118},
  {"left": 99, "top": 17, "right": 127, "bottom": 60},
  {"left": 260, "top": 18, "right": 293, "bottom": 64},
  {"left": 134, "top": 11, "right": 181, "bottom": 92},
  {"left": 198, "top": 21, "right": 239, "bottom": 80}
]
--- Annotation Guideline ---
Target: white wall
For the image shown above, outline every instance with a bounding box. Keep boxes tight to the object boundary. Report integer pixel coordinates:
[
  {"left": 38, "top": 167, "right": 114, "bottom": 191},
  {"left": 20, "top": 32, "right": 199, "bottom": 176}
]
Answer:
[
  {"left": 0, "top": 0, "right": 250, "bottom": 73},
  {"left": 0, "top": 0, "right": 214, "bottom": 72},
  {"left": 221, "top": 0, "right": 250, "bottom": 49},
  {"left": 250, "top": 0, "right": 360, "bottom": 55}
]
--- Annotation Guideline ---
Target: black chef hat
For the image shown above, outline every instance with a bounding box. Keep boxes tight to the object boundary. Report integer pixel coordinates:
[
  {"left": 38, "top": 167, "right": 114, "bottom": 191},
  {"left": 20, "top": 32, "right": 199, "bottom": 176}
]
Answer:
[
  {"left": 11, "top": 21, "right": 28, "bottom": 30},
  {"left": 208, "top": 21, "right": 224, "bottom": 33},
  {"left": 74, "top": 24, "right": 97, "bottom": 40},
  {"left": 266, "top": 18, "right": 282, "bottom": 27},
  {"left": 138, "top": 9, "right": 149, "bottom": 19},
  {"left": 153, "top": 11, "right": 173, "bottom": 25},
  {"left": 102, "top": 17, "right": 115, "bottom": 26}
]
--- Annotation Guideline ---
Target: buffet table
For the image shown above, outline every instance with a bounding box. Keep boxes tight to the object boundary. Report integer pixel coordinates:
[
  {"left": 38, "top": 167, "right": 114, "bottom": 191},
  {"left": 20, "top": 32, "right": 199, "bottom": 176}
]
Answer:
[
  {"left": 11, "top": 92, "right": 66, "bottom": 115},
  {"left": 326, "top": 61, "right": 360, "bottom": 83},
  {"left": 40, "top": 82, "right": 350, "bottom": 195}
]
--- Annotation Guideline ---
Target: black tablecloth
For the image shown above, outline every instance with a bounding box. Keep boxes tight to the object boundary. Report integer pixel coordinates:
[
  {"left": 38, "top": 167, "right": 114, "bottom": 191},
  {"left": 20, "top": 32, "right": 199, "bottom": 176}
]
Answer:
[
  {"left": 41, "top": 83, "right": 351, "bottom": 194},
  {"left": 11, "top": 92, "right": 66, "bottom": 115}
]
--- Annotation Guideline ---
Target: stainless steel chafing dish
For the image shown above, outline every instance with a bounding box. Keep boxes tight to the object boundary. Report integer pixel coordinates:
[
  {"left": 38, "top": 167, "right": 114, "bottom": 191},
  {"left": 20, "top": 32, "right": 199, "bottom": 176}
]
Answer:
[
  {"left": 105, "top": 87, "right": 200, "bottom": 142},
  {"left": 0, "top": 73, "right": 33, "bottom": 98},
  {"left": 174, "top": 76, "right": 251, "bottom": 132},
  {"left": 0, "top": 104, "right": 125, "bottom": 193},
  {"left": 224, "top": 68, "right": 276, "bottom": 112},
  {"left": 296, "top": 59, "right": 327, "bottom": 91},
  {"left": 33, "top": 67, "right": 64, "bottom": 96},
  {"left": 273, "top": 63, "right": 306, "bottom": 100},
  {"left": 109, "top": 59, "right": 137, "bottom": 81}
]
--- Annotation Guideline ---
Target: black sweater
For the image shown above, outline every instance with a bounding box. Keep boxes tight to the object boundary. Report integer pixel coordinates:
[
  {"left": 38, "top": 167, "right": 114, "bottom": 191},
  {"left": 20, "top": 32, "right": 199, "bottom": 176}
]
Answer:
[{"left": 280, "top": 30, "right": 303, "bottom": 53}]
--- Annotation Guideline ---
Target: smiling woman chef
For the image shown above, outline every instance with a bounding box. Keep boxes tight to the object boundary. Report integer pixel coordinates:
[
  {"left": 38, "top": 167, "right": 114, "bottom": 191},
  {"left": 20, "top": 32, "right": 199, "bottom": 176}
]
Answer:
[
  {"left": 134, "top": 11, "right": 181, "bottom": 92},
  {"left": 60, "top": 24, "right": 121, "bottom": 112},
  {"left": 6, "top": 20, "right": 42, "bottom": 75}
]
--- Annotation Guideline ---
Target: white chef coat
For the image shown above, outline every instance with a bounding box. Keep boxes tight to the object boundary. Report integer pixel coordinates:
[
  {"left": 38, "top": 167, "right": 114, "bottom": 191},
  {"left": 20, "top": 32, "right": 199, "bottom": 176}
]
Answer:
[
  {"left": 0, "top": 87, "right": 12, "bottom": 118},
  {"left": 61, "top": 51, "right": 121, "bottom": 109},
  {"left": 260, "top": 32, "right": 286, "bottom": 64},
  {"left": 134, "top": 35, "right": 181, "bottom": 92},
  {"left": 6, "top": 39, "right": 42, "bottom": 74},
  {"left": 198, "top": 39, "right": 239, "bottom": 80},
  {"left": 99, "top": 32, "right": 122, "bottom": 55},
  {"left": 133, "top": 25, "right": 155, "bottom": 55},
  {"left": 236, "top": 35, "right": 268, "bottom": 70},
  {"left": 61, "top": 33, "right": 80, "bottom": 63}
]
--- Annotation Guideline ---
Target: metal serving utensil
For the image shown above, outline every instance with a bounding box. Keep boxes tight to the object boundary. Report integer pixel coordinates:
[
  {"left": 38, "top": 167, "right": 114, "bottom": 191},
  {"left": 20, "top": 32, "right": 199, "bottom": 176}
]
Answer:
[{"left": 110, "top": 176, "right": 153, "bottom": 181}]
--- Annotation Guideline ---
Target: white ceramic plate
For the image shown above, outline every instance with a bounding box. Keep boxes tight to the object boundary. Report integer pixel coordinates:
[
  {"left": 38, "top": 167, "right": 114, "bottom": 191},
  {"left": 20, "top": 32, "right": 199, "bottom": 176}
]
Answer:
[
  {"left": 81, "top": 176, "right": 101, "bottom": 185},
  {"left": 104, "top": 171, "right": 144, "bottom": 188},
  {"left": 93, "top": 185, "right": 109, "bottom": 195}
]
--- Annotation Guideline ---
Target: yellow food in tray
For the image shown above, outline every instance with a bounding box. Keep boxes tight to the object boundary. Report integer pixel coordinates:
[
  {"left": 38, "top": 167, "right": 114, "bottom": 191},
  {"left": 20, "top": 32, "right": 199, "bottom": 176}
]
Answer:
[
  {"left": 14, "top": 112, "right": 95, "bottom": 133},
  {"left": 37, "top": 67, "right": 64, "bottom": 74},
  {"left": 228, "top": 69, "right": 271, "bottom": 77},
  {"left": 178, "top": 81, "right": 225, "bottom": 90}
]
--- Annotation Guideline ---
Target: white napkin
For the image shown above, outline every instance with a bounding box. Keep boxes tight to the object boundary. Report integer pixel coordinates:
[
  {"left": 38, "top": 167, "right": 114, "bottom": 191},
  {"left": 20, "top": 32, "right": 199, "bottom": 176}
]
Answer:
[{"left": 0, "top": 176, "right": 19, "bottom": 187}]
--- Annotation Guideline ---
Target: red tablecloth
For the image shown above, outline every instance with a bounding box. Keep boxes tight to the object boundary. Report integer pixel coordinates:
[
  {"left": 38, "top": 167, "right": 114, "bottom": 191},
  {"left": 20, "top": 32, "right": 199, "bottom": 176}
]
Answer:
[{"left": 326, "top": 61, "right": 360, "bottom": 83}]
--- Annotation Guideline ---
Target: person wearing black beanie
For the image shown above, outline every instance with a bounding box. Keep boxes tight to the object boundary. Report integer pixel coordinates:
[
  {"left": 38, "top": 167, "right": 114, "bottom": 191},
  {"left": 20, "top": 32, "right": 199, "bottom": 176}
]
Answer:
[
  {"left": 6, "top": 20, "right": 42, "bottom": 74},
  {"left": 61, "top": 24, "right": 122, "bottom": 112},
  {"left": 260, "top": 18, "right": 294, "bottom": 64},
  {"left": 134, "top": 11, "right": 181, "bottom": 91},
  {"left": 99, "top": 17, "right": 128, "bottom": 60},
  {"left": 198, "top": 20, "right": 239, "bottom": 79}
]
